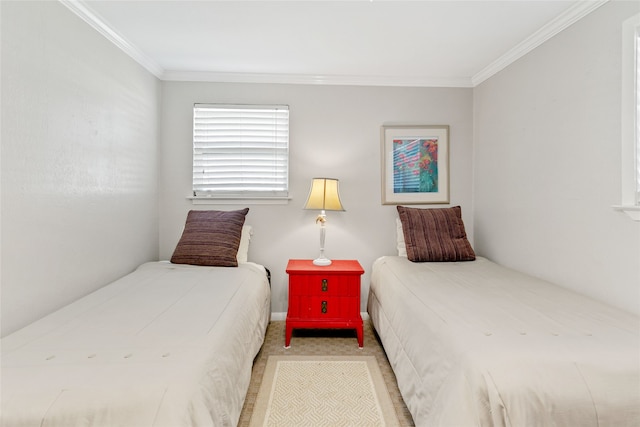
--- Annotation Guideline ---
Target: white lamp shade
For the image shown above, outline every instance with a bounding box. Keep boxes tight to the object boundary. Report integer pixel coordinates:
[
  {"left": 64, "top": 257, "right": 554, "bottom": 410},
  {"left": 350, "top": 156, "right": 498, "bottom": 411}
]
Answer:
[{"left": 304, "top": 178, "right": 345, "bottom": 211}]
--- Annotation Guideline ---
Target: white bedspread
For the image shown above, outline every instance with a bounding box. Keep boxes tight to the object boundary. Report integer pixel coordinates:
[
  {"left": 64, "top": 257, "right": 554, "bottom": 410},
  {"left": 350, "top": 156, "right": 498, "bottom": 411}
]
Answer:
[
  {"left": 1, "top": 261, "right": 271, "bottom": 427},
  {"left": 368, "top": 256, "right": 640, "bottom": 427}
]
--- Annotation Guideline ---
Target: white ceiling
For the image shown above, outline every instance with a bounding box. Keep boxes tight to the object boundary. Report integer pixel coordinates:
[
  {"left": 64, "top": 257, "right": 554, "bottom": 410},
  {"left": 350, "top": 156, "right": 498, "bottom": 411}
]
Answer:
[{"left": 66, "top": 0, "right": 608, "bottom": 87}]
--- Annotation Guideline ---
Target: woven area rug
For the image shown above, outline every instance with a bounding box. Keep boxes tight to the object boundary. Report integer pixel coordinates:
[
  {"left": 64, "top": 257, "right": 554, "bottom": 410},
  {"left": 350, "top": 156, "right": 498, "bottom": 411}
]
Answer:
[{"left": 249, "top": 355, "right": 400, "bottom": 427}]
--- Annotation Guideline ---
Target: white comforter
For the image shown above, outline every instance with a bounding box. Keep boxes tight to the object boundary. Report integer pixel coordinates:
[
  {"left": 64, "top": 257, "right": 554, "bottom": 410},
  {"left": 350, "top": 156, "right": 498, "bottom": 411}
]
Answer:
[
  {"left": 1, "top": 261, "right": 271, "bottom": 427},
  {"left": 368, "top": 256, "right": 640, "bottom": 427}
]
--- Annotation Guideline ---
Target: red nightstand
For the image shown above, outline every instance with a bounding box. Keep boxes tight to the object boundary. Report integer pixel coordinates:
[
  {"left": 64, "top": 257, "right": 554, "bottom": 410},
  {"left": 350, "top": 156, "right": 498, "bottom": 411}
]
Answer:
[{"left": 285, "top": 259, "right": 365, "bottom": 348}]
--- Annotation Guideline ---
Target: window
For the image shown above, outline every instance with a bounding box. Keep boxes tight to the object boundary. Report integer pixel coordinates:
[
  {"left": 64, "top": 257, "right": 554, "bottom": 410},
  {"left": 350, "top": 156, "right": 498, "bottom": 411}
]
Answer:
[
  {"left": 618, "top": 14, "right": 640, "bottom": 219},
  {"left": 192, "top": 104, "right": 289, "bottom": 200}
]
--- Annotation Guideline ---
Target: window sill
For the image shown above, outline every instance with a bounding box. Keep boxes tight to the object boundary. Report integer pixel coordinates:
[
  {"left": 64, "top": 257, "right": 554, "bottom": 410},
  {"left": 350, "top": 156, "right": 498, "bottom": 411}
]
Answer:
[
  {"left": 189, "top": 196, "right": 291, "bottom": 205},
  {"left": 612, "top": 205, "right": 640, "bottom": 221}
]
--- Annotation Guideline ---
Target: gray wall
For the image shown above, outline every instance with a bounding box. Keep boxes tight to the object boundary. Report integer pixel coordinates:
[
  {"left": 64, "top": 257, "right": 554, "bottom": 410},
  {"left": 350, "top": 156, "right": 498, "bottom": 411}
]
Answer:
[
  {"left": 159, "top": 82, "right": 474, "bottom": 316},
  {"left": 1, "top": 1, "right": 161, "bottom": 336},
  {"left": 473, "top": 0, "right": 640, "bottom": 315}
]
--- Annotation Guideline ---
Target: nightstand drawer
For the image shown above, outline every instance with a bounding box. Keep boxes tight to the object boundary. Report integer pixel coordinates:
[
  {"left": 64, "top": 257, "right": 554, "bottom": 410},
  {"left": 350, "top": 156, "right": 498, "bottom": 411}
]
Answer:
[
  {"left": 308, "top": 296, "right": 359, "bottom": 318},
  {"left": 288, "top": 295, "right": 359, "bottom": 319},
  {"left": 289, "top": 274, "right": 359, "bottom": 297}
]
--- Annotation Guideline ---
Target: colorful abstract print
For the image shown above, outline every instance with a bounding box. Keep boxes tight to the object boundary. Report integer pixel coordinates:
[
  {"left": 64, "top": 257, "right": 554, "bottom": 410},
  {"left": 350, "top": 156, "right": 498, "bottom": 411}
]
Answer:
[{"left": 393, "top": 137, "right": 438, "bottom": 193}]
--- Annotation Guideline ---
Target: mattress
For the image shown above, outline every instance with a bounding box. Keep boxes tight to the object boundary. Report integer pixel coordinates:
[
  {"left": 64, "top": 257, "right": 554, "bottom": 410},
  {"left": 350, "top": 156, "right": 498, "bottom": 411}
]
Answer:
[
  {"left": 368, "top": 256, "right": 640, "bottom": 427},
  {"left": 1, "top": 261, "right": 271, "bottom": 427}
]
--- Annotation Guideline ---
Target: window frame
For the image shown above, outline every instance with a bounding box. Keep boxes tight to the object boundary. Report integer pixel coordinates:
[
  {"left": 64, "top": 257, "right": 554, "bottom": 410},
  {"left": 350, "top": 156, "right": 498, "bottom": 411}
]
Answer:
[
  {"left": 190, "top": 103, "right": 290, "bottom": 205},
  {"left": 616, "top": 13, "right": 640, "bottom": 220}
]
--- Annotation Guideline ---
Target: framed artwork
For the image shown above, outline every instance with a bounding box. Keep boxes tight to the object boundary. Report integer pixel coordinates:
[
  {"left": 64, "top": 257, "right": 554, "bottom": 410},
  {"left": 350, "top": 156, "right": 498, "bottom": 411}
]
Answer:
[{"left": 381, "top": 125, "right": 449, "bottom": 205}]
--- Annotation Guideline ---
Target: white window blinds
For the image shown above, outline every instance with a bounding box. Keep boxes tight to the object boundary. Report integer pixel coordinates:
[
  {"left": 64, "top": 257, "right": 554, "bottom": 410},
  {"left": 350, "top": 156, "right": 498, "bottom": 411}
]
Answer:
[{"left": 193, "top": 104, "right": 289, "bottom": 198}]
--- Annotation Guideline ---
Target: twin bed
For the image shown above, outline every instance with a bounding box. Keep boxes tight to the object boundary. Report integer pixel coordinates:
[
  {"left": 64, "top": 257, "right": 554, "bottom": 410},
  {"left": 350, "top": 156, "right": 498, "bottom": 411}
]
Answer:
[
  {"left": 1, "top": 209, "right": 270, "bottom": 427},
  {"left": 368, "top": 206, "right": 640, "bottom": 426}
]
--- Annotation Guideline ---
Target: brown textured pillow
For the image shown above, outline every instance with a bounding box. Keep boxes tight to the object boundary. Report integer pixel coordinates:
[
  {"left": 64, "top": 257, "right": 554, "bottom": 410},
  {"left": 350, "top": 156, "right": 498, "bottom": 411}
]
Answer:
[
  {"left": 170, "top": 208, "right": 249, "bottom": 267},
  {"left": 397, "top": 205, "right": 475, "bottom": 262}
]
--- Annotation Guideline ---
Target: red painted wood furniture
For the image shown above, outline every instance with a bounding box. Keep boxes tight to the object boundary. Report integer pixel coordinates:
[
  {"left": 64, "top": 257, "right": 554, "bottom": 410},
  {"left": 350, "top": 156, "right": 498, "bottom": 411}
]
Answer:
[{"left": 285, "top": 259, "right": 364, "bottom": 348}]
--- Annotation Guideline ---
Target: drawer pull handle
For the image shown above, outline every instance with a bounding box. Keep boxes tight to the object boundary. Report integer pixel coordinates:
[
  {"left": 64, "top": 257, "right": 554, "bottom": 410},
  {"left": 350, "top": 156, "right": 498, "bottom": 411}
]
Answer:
[
  {"left": 321, "top": 301, "right": 327, "bottom": 314},
  {"left": 322, "top": 279, "right": 328, "bottom": 292}
]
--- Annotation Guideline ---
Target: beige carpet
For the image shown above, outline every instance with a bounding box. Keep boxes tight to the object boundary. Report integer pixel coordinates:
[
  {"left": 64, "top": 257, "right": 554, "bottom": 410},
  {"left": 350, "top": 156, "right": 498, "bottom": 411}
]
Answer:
[
  {"left": 249, "top": 356, "right": 400, "bottom": 427},
  {"left": 238, "top": 320, "right": 414, "bottom": 426}
]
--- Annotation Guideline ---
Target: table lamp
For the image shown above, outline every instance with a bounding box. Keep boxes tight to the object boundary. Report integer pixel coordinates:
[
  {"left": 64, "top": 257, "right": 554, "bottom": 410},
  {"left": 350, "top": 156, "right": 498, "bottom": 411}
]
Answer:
[{"left": 303, "top": 178, "right": 345, "bottom": 266}]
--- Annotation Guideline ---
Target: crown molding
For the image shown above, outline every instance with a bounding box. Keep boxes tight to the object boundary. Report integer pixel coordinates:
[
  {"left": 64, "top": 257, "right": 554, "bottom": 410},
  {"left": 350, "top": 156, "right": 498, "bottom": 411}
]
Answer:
[
  {"left": 472, "top": 0, "right": 609, "bottom": 86},
  {"left": 60, "top": 0, "right": 606, "bottom": 88},
  {"left": 59, "top": 0, "right": 164, "bottom": 78},
  {"left": 161, "top": 70, "right": 473, "bottom": 88}
]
